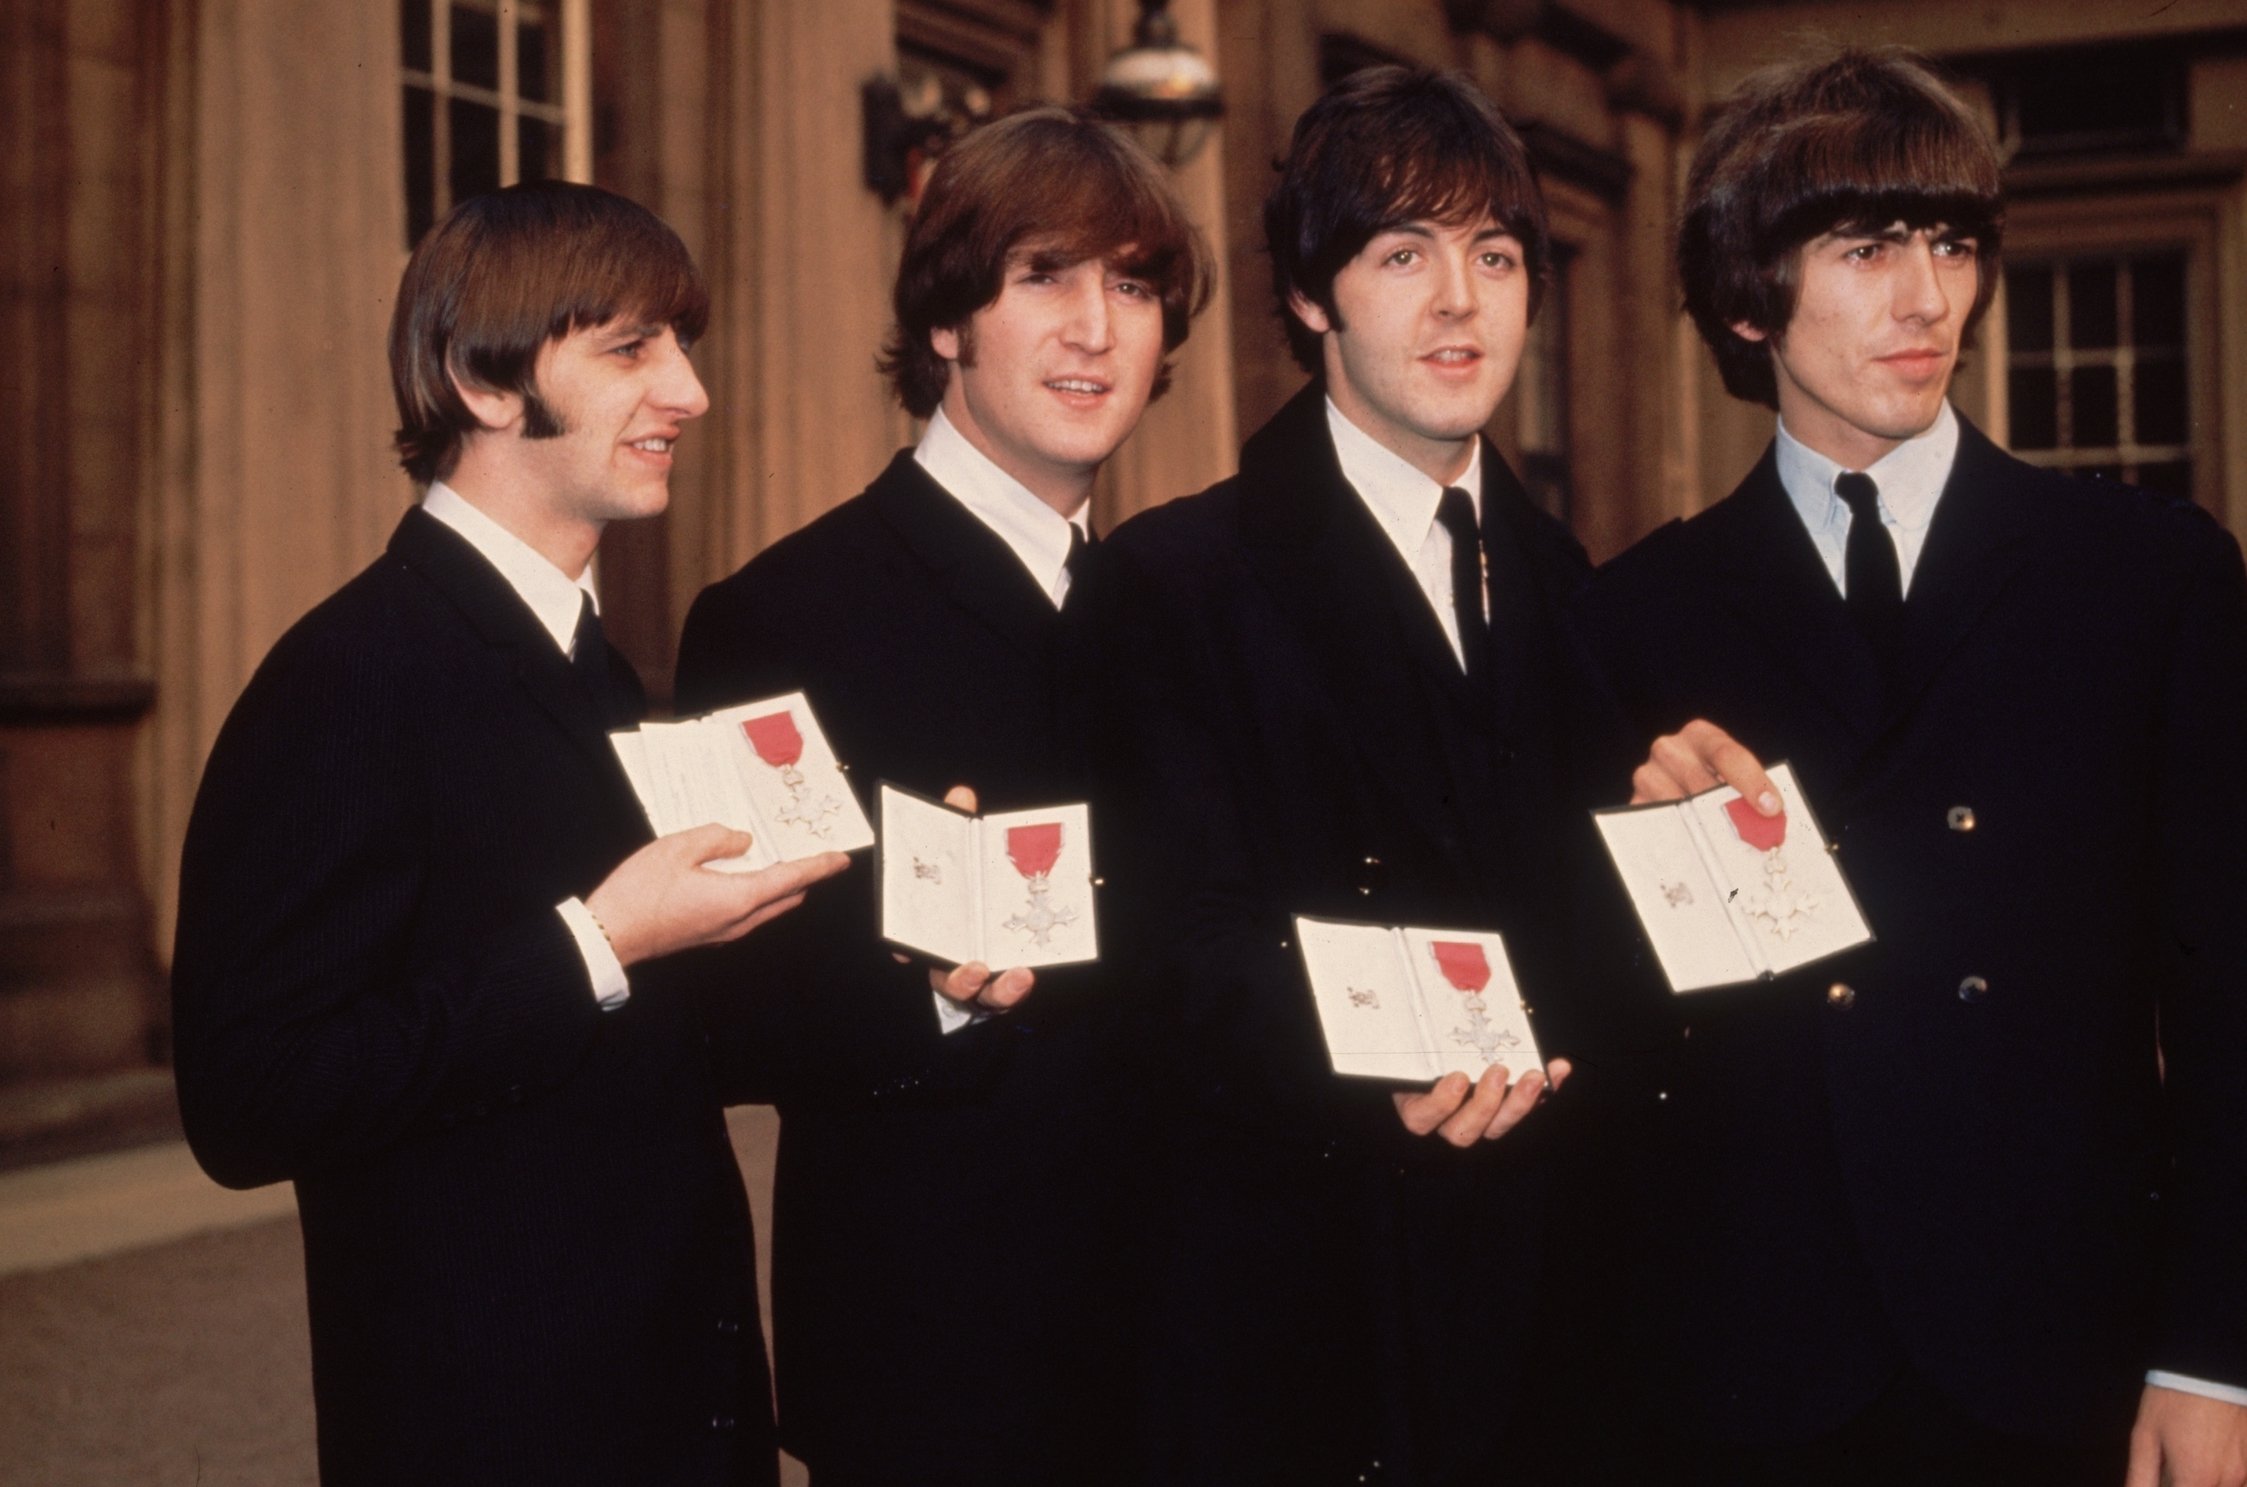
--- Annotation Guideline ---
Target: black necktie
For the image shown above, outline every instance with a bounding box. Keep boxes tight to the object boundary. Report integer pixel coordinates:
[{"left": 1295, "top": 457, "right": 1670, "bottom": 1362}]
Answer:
[
  {"left": 1434, "top": 486, "right": 1491, "bottom": 684},
  {"left": 570, "top": 595, "right": 643, "bottom": 729},
  {"left": 1064, "top": 522, "right": 1097, "bottom": 584},
  {"left": 1836, "top": 471, "right": 1901, "bottom": 654}
]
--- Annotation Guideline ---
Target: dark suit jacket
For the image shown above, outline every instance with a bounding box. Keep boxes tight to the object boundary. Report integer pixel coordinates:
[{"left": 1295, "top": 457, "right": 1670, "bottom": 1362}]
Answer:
[
  {"left": 1077, "top": 384, "right": 1603, "bottom": 1487},
  {"left": 675, "top": 452, "right": 1141, "bottom": 1486},
  {"left": 1571, "top": 418, "right": 2247, "bottom": 1448},
  {"left": 172, "top": 509, "right": 774, "bottom": 1487}
]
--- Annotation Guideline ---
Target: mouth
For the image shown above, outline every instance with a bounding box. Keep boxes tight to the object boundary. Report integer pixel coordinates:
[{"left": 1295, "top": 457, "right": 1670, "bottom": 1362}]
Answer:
[
  {"left": 627, "top": 436, "right": 676, "bottom": 453},
  {"left": 1045, "top": 377, "right": 1111, "bottom": 398},
  {"left": 1878, "top": 349, "right": 1951, "bottom": 378},
  {"left": 1421, "top": 346, "right": 1484, "bottom": 371}
]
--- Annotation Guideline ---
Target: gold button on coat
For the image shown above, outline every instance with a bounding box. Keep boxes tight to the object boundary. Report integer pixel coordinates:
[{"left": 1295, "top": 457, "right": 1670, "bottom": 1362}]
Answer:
[
  {"left": 1827, "top": 982, "right": 1856, "bottom": 1009},
  {"left": 1947, "top": 806, "right": 1976, "bottom": 832}
]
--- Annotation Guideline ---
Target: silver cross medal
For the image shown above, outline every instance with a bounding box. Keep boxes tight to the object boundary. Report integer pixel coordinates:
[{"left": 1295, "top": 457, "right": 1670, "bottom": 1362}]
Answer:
[
  {"left": 1742, "top": 847, "right": 1823, "bottom": 941},
  {"left": 1449, "top": 995, "right": 1524, "bottom": 1067},
  {"left": 772, "top": 765, "right": 843, "bottom": 837},
  {"left": 1003, "top": 871, "right": 1077, "bottom": 949}
]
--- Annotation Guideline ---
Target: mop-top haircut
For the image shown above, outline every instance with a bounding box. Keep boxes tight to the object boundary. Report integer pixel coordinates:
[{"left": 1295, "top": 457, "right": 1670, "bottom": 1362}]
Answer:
[
  {"left": 390, "top": 180, "right": 710, "bottom": 485},
  {"left": 1265, "top": 65, "right": 1552, "bottom": 375},
  {"left": 1679, "top": 46, "right": 2005, "bottom": 408},
  {"left": 881, "top": 105, "right": 1214, "bottom": 419}
]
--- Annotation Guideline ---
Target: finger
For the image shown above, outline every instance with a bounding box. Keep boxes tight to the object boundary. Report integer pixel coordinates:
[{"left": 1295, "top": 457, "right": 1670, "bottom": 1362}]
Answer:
[
  {"left": 2122, "top": 1424, "right": 2160, "bottom": 1487},
  {"left": 1394, "top": 1074, "right": 1470, "bottom": 1136},
  {"left": 678, "top": 823, "right": 757, "bottom": 863},
  {"left": 733, "top": 891, "right": 809, "bottom": 938},
  {"left": 1648, "top": 732, "right": 1721, "bottom": 795},
  {"left": 1481, "top": 1068, "right": 1548, "bottom": 1141},
  {"left": 1630, "top": 759, "right": 1687, "bottom": 805},
  {"left": 943, "top": 784, "right": 979, "bottom": 813},
  {"left": 1687, "top": 720, "right": 1780, "bottom": 816},
  {"left": 1543, "top": 1057, "right": 1573, "bottom": 1095},
  {"left": 1437, "top": 1066, "right": 1513, "bottom": 1147},
  {"left": 937, "top": 961, "right": 992, "bottom": 1004},
  {"left": 978, "top": 967, "right": 1035, "bottom": 1009}
]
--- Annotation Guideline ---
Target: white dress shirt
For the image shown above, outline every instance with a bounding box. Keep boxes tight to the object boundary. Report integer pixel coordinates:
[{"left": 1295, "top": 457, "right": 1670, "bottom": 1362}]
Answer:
[
  {"left": 1771, "top": 412, "right": 2247, "bottom": 1409},
  {"left": 1326, "top": 396, "right": 1486, "bottom": 669},
  {"left": 421, "top": 482, "right": 631, "bottom": 1010},
  {"left": 911, "top": 409, "right": 1093, "bottom": 1032},
  {"left": 1775, "top": 400, "right": 1957, "bottom": 596}
]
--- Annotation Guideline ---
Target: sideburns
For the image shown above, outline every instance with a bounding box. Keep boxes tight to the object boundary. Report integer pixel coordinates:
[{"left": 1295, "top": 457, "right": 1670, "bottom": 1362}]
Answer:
[{"left": 521, "top": 390, "right": 570, "bottom": 440}]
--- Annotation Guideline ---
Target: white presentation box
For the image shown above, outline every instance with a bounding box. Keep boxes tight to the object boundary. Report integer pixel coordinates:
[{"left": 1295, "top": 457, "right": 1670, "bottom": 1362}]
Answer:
[
  {"left": 1296, "top": 916, "right": 1543, "bottom": 1084},
  {"left": 609, "top": 691, "right": 876, "bottom": 871},
  {"left": 1592, "top": 760, "right": 1871, "bottom": 993},
  {"left": 878, "top": 783, "right": 1099, "bottom": 970}
]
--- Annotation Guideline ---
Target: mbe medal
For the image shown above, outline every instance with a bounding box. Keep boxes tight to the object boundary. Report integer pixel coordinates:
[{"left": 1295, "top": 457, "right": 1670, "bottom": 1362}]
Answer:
[
  {"left": 1001, "top": 822, "right": 1077, "bottom": 949},
  {"left": 741, "top": 711, "right": 843, "bottom": 838},
  {"left": 1429, "top": 940, "right": 1522, "bottom": 1067},
  {"left": 1724, "top": 797, "right": 1822, "bottom": 941}
]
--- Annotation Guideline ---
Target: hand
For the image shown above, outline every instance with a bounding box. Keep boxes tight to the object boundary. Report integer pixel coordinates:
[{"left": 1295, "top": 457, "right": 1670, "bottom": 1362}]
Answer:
[
  {"left": 1631, "top": 718, "right": 1781, "bottom": 816},
  {"left": 1392, "top": 1058, "right": 1572, "bottom": 1147},
  {"left": 886, "top": 784, "right": 1036, "bottom": 1014},
  {"left": 2127, "top": 1384, "right": 2247, "bottom": 1487},
  {"left": 931, "top": 960, "right": 1035, "bottom": 1012},
  {"left": 586, "top": 824, "right": 848, "bottom": 967}
]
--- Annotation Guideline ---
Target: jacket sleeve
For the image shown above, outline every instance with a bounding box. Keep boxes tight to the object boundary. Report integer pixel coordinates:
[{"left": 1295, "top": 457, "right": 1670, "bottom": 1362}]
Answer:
[{"left": 170, "top": 624, "right": 603, "bottom": 1191}]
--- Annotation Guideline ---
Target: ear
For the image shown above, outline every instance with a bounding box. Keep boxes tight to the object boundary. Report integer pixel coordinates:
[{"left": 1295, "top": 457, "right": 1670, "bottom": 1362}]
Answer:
[
  {"left": 1729, "top": 319, "right": 1771, "bottom": 345},
  {"left": 450, "top": 365, "right": 525, "bottom": 434},
  {"left": 1288, "top": 291, "right": 1334, "bottom": 337},
  {"left": 929, "top": 325, "right": 962, "bottom": 364}
]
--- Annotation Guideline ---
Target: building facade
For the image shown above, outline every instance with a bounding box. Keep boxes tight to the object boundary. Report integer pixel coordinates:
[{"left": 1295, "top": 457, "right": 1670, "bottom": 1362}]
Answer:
[{"left": 3, "top": 0, "right": 2243, "bottom": 1088}]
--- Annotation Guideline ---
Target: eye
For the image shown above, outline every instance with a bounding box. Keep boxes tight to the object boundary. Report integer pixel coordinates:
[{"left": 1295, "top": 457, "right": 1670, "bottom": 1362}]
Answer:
[
  {"left": 1382, "top": 245, "right": 1421, "bottom": 268},
  {"left": 1934, "top": 237, "right": 1979, "bottom": 260},
  {"left": 610, "top": 338, "right": 647, "bottom": 360},
  {"left": 1842, "top": 241, "right": 1885, "bottom": 263},
  {"left": 1479, "top": 249, "right": 1517, "bottom": 272},
  {"left": 1112, "top": 277, "right": 1153, "bottom": 299}
]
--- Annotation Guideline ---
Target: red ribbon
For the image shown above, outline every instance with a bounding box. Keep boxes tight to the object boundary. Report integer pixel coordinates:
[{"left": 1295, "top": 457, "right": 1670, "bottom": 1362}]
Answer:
[
  {"left": 1005, "top": 823, "right": 1064, "bottom": 879},
  {"left": 740, "top": 712, "right": 804, "bottom": 769},
  {"left": 1429, "top": 940, "right": 1492, "bottom": 995},
  {"left": 1724, "top": 797, "right": 1786, "bottom": 852}
]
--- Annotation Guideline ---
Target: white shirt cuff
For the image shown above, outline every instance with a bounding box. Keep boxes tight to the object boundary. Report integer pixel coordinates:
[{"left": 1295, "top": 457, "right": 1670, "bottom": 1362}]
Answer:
[
  {"left": 933, "top": 989, "right": 983, "bottom": 1035},
  {"left": 2147, "top": 1371, "right": 2247, "bottom": 1408},
  {"left": 557, "top": 898, "right": 630, "bottom": 1009}
]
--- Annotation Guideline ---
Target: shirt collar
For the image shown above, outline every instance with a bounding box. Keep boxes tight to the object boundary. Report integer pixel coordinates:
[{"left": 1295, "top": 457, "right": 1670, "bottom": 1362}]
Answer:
[
  {"left": 420, "top": 480, "right": 599, "bottom": 655},
  {"left": 913, "top": 405, "right": 1089, "bottom": 606},
  {"left": 1324, "top": 395, "right": 1483, "bottom": 548},
  {"left": 1776, "top": 400, "right": 1959, "bottom": 538}
]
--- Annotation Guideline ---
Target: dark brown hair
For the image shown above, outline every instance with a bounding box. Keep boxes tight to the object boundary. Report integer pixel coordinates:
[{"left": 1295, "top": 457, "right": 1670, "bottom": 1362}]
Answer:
[
  {"left": 880, "top": 106, "right": 1213, "bottom": 419},
  {"left": 1265, "top": 66, "right": 1550, "bottom": 375},
  {"left": 390, "top": 180, "right": 710, "bottom": 484},
  {"left": 1679, "top": 46, "right": 2004, "bottom": 408}
]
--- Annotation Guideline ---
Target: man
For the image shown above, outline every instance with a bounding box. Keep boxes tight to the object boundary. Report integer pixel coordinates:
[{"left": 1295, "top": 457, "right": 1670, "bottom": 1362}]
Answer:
[
  {"left": 1573, "top": 48, "right": 2247, "bottom": 1485},
  {"left": 673, "top": 108, "right": 1211, "bottom": 1486},
  {"left": 171, "top": 181, "right": 847, "bottom": 1486},
  {"left": 1078, "top": 67, "right": 1591, "bottom": 1485}
]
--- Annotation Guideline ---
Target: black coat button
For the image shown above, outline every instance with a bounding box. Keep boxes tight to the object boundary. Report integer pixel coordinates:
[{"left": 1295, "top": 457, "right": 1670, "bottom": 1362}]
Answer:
[
  {"left": 1958, "top": 975, "right": 1990, "bottom": 1003},
  {"left": 710, "top": 1414, "right": 736, "bottom": 1431}
]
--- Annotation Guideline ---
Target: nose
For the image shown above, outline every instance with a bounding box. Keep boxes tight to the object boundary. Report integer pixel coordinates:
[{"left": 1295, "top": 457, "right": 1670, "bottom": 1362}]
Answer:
[
  {"left": 656, "top": 333, "right": 710, "bottom": 419},
  {"left": 1895, "top": 238, "right": 1952, "bottom": 326},
  {"left": 1062, "top": 274, "right": 1116, "bottom": 354},
  {"left": 1431, "top": 247, "right": 1480, "bottom": 320}
]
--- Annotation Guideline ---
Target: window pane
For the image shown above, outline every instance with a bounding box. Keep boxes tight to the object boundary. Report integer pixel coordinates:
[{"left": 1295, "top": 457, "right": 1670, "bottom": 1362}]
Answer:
[
  {"left": 2136, "top": 460, "right": 2191, "bottom": 498},
  {"left": 401, "top": 0, "right": 431, "bottom": 71},
  {"left": 2133, "top": 256, "right": 2185, "bottom": 350},
  {"left": 2071, "top": 364, "right": 2118, "bottom": 447},
  {"left": 520, "top": 18, "right": 554, "bottom": 104},
  {"left": 519, "top": 115, "right": 555, "bottom": 185},
  {"left": 452, "top": 3, "right": 499, "bottom": 90},
  {"left": 2006, "top": 265, "right": 2053, "bottom": 353},
  {"left": 2134, "top": 357, "right": 2187, "bottom": 447},
  {"left": 2009, "top": 367, "right": 2058, "bottom": 449},
  {"left": 2068, "top": 264, "right": 2117, "bottom": 349},
  {"left": 404, "top": 85, "right": 436, "bottom": 246},
  {"left": 449, "top": 95, "right": 500, "bottom": 205}
]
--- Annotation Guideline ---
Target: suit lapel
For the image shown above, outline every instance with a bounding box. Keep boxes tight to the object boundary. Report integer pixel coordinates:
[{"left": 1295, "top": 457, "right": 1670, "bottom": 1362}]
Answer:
[
  {"left": 1236, "top": 387, "right": 1483, "bottom": 876},
  {"left": 1709, "top": 449, "right": 1887, "bottom": 740},
  {"left": 1885, "top": 419, "right": 2038, "bottom": 719},
  {"left": 388, "top": 508, "right": 627, "bottom": 782},
  {"left": 864, "top": 451, "right": 1059, "bottom": 659}
]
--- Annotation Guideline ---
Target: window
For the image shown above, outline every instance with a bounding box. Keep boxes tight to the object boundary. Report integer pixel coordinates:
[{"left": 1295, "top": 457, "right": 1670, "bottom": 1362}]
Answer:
[
  {"left": 2004, "top": 253, "right": 2191, "bottom": 496},
  {"left": 401, "top": 0, "right": 589, "bottom": 246}
]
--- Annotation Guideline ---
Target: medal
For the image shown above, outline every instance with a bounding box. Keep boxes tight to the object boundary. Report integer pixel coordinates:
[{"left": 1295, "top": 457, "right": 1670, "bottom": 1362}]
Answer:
[
  {"left": 1724, "top": 798, "right": 1822, "bottom": 940},
  {"left": 740, "top": 711, "right": 843, "bottom": 837},
  {"left": 1000, "top": 822, "right": 1077, "bottom": 948},
  {"left": 1429, "top": 940, "right": 1522, "bottom": 1067}
]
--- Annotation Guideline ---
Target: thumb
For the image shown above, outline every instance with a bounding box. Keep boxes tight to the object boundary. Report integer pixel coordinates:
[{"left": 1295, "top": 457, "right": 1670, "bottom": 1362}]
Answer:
[
  {"left": 943, "top": 784, "right": 979, "bottom": 814},
  {"left": 679, "top": 822, "right": 755, "bottom": 864}
]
